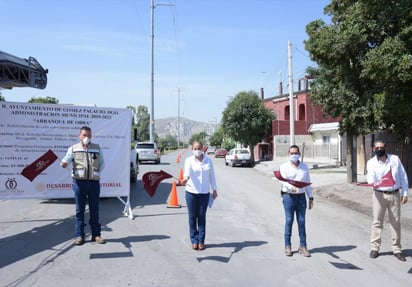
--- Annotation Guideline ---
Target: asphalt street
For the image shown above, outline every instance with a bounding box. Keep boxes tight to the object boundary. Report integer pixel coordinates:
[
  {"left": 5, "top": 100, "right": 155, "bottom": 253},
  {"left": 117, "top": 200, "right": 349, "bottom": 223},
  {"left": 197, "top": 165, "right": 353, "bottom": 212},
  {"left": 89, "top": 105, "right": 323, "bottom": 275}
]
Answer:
[{"left": 1, "top": 151, "right": 411, "bottom": 287}]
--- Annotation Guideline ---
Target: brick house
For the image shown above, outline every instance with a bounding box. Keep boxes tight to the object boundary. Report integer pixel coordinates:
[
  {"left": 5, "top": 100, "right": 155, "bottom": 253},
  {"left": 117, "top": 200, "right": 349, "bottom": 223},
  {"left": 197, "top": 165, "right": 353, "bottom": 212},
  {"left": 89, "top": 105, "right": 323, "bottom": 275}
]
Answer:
[{"left": 255, "top": 77, "right": 344, "bottom": 165}]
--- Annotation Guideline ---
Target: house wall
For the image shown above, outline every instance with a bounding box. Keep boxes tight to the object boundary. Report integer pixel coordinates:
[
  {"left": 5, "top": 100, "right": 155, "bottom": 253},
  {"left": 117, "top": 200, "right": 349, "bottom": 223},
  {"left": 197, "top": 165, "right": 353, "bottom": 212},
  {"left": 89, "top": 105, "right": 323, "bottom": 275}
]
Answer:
[
  {"left": 263, "top": 89, "right": 341, "bottom": 165},
  {"left": 272, "top": 134, "right": 341, "bottom": 166},
  {"left": 266, "top": 91, "right": 339, "bottom": 136}
]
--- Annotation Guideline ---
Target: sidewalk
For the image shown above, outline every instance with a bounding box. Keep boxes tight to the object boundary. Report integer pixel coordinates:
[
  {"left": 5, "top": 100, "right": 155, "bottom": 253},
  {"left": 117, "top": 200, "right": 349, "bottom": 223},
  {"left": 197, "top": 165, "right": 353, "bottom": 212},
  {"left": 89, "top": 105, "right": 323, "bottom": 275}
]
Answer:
[{"left": 254, "top": 160, "right": 412, "bottom": 232}]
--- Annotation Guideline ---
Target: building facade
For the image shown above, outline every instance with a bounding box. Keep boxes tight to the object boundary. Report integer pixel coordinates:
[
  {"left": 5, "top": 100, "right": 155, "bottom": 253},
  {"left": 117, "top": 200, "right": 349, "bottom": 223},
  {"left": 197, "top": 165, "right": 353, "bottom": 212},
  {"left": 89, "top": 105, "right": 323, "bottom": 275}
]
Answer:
[{"left": 256, "top": 77, "right": 343, "bottom": 165}]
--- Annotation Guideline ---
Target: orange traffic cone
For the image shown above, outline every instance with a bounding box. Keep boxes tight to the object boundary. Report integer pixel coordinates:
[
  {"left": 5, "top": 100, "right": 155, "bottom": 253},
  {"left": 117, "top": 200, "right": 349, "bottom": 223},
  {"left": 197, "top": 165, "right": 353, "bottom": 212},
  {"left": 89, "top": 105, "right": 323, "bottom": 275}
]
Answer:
[
  {"left": 176, "top": 168, "right": 184, "bottom": 186},
  {"left": 167, "top": 181, "right": 181, "bottom": 208},
  {"left": 176, "top": 154, "right": 181, "bottom": 163}
]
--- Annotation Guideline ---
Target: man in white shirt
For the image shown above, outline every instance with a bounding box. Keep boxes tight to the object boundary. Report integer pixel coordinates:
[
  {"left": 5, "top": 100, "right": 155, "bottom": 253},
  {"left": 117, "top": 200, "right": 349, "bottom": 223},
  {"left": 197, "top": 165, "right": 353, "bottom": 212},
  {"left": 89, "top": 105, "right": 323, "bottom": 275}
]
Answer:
[
  {"left": 367, "top": 140, "right": 408, "bottom": 261},
  {"left": 279, "top": 145, "right": 313, "bottom": 257}
]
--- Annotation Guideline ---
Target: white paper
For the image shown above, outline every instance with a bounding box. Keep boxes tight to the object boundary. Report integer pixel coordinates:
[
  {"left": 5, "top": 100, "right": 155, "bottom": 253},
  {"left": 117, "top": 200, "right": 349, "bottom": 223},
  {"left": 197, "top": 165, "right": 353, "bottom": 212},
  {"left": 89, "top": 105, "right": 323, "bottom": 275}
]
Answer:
[{"left": 208, "top": 192, "right": 215, "bottom": 208}]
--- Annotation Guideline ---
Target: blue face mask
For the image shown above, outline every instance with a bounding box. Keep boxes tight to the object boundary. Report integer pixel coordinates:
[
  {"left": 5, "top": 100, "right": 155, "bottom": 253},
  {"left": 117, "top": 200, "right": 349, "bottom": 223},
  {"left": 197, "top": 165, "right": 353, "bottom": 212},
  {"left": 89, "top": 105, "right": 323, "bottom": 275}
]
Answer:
[{"left": 289, "top": 154, "right": 300, "bottom": 162}]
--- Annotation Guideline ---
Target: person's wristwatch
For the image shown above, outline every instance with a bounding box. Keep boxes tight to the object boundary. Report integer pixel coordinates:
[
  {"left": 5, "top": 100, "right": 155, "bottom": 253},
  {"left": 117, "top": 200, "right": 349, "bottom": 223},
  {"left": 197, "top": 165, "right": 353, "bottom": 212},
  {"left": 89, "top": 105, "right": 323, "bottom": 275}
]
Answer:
[{"left": 309, "top": 197, "right": 314, "bottom": 201}]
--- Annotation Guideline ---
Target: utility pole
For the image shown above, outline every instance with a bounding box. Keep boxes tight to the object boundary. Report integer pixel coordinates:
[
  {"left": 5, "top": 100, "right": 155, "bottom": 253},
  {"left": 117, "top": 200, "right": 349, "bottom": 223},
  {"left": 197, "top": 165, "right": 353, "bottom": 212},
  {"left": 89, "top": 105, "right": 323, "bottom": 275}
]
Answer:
[
  {"left": 149, "top": 0, "right": 155, "bottom": 142},
  {"left": 278, "top": 71, "right": 282, "bottom": 136},
  {"left": 288, "top": 40, "right": 295, "bottom": 145},
  {"left": 177, "top": 87, "right": 180, "bottom": 149},
  {"left": 149, "top": 0, "right": 174, "bottom": 142}
]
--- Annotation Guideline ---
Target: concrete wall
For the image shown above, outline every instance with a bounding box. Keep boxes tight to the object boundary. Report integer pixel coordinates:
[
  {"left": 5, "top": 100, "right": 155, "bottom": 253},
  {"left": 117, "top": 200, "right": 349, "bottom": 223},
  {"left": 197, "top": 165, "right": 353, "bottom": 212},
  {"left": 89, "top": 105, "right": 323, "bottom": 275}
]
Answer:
[{"left": 273, "top": 134, "right": 341, "bottom": 166}]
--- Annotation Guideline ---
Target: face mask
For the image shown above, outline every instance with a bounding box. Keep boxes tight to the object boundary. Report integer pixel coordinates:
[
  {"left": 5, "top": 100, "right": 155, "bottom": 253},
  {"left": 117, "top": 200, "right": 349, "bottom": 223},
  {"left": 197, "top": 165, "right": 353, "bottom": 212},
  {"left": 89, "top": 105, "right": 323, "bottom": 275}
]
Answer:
[
  {"left": 82, "top": 137, "right": 90, "bottom": 145},
  {"left": 375, "top": 149, "right": 385, "bottom": 157},
  {"left": 193, "top": 150, "right": 203, "bottom": 157},
  {"left": 289, "top": 154, "right": 300, "bottom": 162}
]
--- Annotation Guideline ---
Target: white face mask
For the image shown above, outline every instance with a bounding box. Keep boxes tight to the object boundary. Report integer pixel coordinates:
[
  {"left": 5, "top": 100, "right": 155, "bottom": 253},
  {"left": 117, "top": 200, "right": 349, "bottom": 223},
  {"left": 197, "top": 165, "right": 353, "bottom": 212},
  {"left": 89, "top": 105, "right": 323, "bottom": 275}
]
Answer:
[
  {"left": 82, "top": 137, "right": 90, "bottom": 145},
  {"left": 289, "top": 154, "right": 300, "bottom": 162},
  {"left": 193, "top": 150, "right": 203, "bottom": 157}
]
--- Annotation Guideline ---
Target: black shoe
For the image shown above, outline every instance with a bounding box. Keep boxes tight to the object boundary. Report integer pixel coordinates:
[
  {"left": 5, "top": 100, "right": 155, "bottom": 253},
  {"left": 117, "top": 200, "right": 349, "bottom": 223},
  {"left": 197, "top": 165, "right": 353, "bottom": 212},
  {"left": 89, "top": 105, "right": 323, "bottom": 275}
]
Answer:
[
  {"left": 394, "top": 252, "right": 406, "bottom": 262},
  {"left": 369, "top": 250, "right": 379, "bottom": 259}
]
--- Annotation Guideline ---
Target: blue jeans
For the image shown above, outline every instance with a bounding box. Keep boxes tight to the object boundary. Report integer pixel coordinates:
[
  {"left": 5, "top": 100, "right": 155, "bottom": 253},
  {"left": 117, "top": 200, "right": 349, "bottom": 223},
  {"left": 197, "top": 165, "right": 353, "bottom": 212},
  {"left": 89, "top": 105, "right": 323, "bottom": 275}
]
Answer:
[
  {"left": 185, "top": 191, "right": 209, "bottom": 244},
  {"left": 282, "top": 193, "right": 307, "bottom": 248},
  {"left": 73, "top": 179, "right": 101, "bottom": 238}
]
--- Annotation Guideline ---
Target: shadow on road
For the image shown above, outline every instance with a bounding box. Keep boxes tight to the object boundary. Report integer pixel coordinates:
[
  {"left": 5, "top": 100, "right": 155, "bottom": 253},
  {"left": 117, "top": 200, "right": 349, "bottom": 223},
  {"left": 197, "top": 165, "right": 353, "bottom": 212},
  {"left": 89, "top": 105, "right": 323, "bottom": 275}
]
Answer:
[
  {"left": 0, "top": 180, "right": 174, "bottom": 270},
  {"left": 196, "top": 240, "right": 268, "bottom": 263},
  {"left": 89, "top": 234, "right": 171, "bottom": 260},
  {"left": 311, "top": 245, "right": 362, "bottom": 270}
]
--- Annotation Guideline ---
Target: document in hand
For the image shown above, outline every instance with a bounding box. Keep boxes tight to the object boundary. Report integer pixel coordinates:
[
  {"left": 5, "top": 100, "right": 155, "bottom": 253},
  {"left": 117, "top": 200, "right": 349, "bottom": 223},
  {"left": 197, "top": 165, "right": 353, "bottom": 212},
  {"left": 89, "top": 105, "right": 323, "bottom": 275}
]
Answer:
[
  {"left": 208, "top": 192, "right": 214, "bottom": 208},
  {"left": 273, "top": 170, "right": 311, "bottom": 188},
  {"left": 357, "top": 169, "right": 395, "bottom": 188}
]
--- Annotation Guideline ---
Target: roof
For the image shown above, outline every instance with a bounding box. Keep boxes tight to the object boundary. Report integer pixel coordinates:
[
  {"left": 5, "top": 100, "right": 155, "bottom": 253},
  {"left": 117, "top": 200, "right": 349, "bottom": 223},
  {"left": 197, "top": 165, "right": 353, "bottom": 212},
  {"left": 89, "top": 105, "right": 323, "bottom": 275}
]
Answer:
[{"left": 308, "top": 122, "right": 339, "bottom": 133}]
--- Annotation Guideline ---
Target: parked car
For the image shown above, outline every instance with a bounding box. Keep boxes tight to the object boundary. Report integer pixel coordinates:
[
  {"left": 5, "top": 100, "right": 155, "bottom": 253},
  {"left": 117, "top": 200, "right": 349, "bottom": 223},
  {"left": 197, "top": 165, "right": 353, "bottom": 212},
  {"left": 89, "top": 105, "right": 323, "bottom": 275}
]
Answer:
[
  {"left": 206, "top": 146, "right": 216, "bottom": 154},
  {"left": 214, "top": 148, "right": 227, "bottom": 158},
  {"left": 135, "top": 142, "right": 161, "bottom": 164},
  {"left": 225, "top": 148, "right": 254, "bottom": 167},
  {"left": 130, "top": 149, "right": 139, "bottom": 182}
]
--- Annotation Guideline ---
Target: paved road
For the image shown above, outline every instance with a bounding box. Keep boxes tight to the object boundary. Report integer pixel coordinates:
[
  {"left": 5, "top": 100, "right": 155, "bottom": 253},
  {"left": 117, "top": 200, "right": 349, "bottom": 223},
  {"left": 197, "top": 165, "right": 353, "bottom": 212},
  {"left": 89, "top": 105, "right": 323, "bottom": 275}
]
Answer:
[{"left": 0, "top": 151, "right": 411, "bottom": 286}]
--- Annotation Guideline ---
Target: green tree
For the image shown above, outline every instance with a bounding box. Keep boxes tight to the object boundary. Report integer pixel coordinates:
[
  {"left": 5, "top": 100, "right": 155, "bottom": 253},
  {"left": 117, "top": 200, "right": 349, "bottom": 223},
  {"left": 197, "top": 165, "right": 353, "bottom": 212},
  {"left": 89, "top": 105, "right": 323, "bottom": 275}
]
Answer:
[
  {"left": 305, "top": 0, "right": 412, "bottom": 182},
  {"left": 135, "top": 105, "right": 150, "bottom": 142},
  {"left": 189, "top": 132, "right": 208, "bottom": 146},
  {"left": 222, "top": 138, "right": 235, "bottom": 151},
  {"left": 209, "top": 128, "right": 224, "bottom": 148},
  {"left": 0, "top": 94, "right": 5, "bottom": 101},
  {"left": 159, "top": 134, "right": 178, "bottom": 151},
  {"left": 222, "top": 90, "right": 275, "bottom": 162},
  {"left": 127, "top": 105, "right": 137, "bottom": 125},
  {"left": 28, "top": 96, "right": 59, "bottom": 104}
]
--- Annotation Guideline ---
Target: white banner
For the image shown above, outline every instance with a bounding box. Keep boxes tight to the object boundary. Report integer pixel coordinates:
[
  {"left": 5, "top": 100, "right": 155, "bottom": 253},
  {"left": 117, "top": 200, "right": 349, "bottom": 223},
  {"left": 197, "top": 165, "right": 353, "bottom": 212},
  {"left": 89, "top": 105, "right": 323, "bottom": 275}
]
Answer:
[{"left": 0, "top": 102, "right": 132, "bottom": 199}]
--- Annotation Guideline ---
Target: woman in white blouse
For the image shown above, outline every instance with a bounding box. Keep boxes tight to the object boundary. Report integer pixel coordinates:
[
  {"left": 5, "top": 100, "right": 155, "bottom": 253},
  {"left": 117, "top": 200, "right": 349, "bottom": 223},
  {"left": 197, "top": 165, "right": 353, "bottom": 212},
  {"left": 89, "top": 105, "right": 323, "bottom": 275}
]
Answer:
[{"left": 181, "top": 141, "right": 218, "bottom": 251}]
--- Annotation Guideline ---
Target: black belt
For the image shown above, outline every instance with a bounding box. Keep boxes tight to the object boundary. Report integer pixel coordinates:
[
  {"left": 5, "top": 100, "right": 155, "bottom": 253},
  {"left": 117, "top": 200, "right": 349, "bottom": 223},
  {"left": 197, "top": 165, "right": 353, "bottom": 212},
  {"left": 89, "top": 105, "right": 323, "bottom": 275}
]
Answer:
[
  {"left": 374, "top": 189, "right": 399, "bottom": 194},
  {"left": 281, "top": 191, "right": 305, "bottom": 197}
]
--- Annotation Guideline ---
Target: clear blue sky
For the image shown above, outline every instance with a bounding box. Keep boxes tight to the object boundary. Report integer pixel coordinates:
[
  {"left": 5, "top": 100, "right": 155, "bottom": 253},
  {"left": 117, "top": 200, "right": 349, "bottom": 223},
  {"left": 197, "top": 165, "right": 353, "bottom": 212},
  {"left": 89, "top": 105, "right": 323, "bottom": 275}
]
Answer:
[{"left": 0, "top": 0, "right": 330, "bottom": 123}]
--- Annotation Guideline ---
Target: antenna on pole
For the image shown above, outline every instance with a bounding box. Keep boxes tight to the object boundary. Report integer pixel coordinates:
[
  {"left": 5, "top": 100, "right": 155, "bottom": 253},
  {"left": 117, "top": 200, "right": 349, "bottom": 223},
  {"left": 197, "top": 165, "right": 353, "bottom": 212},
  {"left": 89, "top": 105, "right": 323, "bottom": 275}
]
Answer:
[{"left": 288, "top": 40, "right": 295, "bottom": 146}]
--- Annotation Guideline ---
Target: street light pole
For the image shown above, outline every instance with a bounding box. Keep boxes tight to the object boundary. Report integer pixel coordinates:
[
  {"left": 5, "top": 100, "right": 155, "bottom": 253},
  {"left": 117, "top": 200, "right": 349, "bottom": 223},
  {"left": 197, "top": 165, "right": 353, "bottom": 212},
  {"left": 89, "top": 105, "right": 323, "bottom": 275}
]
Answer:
[
  {"left": 149, "top": 0, "right": 155, "bottom": 142},
  {"left": 149, "top": 0, "right": 174, "bottom": 142}
]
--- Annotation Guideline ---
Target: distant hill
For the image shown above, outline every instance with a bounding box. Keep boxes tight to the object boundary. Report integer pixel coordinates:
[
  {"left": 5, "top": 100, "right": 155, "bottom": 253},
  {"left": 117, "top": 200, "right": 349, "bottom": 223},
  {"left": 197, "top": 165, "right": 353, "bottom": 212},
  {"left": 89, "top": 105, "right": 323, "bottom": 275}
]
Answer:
[{"left": 155, "top": 117, "right": 218, "bottom": 144}]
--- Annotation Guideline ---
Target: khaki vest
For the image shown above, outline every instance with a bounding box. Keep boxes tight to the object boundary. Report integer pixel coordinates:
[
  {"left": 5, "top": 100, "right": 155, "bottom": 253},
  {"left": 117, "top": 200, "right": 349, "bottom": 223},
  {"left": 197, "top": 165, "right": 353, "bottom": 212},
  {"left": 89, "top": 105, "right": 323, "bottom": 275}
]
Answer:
[{"left": 71, "top": 142, "right": 102, "bottom": 181}]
